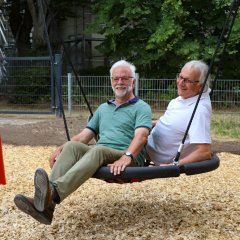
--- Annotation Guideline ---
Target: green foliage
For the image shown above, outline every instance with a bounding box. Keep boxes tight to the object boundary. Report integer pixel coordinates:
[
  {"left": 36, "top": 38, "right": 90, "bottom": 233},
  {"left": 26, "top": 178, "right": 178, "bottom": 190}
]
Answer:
[
  {"left": 160, "top": 82, "right": 177, "bottom": 101},
  {"left": 8, "top": 68, "right": 51, "bottom": 104},
  {"left": 50, "top": 0, "right": 89, "bottom": 17},
  {"left": 88, "top": 0, "right": 240, "bottom": 78},
  {"left": 211, "top": 79, "right": 240, "bottom": 109},
  {"left": 79, "top": 66, "right": 109, "bottom": 76}
]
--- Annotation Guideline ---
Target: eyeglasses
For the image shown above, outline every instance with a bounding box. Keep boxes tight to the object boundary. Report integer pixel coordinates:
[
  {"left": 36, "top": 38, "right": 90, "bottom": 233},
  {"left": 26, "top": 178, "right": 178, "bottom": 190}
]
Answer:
[
  {"left": 176, "top": 73, "right": 200, "bottom": 84},
  {"left": 111, "top": 76, "right": 134, "bottom": 82}
]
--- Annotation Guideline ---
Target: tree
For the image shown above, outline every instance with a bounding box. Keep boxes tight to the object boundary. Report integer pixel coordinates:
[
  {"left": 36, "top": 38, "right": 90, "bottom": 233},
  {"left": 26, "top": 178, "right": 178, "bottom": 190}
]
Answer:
[
  {"left": 2, "top": 0, "right": 52, "bottom": 56},
  {"left": 89, "top": 0, "right": 240, "bottom": 78},
  {"left": 7, "top": 0, "right": 33, "bottom": 56},
  {"left": 3, "top": 0, "right": 87, "bottom": 56}
]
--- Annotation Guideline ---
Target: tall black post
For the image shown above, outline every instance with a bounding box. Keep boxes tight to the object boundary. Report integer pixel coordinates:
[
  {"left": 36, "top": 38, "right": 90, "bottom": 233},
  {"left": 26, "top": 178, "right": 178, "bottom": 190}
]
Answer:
[{"left": 54, "top": 54, "right": 62, "bottom": 117}]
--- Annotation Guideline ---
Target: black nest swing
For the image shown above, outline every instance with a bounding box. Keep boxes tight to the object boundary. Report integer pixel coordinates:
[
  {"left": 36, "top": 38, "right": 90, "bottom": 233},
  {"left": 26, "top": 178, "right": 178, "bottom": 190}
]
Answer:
[
  {"left": 93, "top": 155, "right": 220, "bottom": 181},
  {"left": 40, "top": 0, "right": 239, "bottom": 182}
]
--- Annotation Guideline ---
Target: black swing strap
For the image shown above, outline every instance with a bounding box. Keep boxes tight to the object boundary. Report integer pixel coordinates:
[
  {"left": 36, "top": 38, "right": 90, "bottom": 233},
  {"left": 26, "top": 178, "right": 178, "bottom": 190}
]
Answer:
[
  {"left": 39, "top": 0, "right": 95, "bottom": 141},
  {"left": 47, "top": 3, "right": 94, "bottom": 118},
  {"left": 210, "top": 0, "right": 240, "bottom": 99},
  {"left": 39, "top": 0, "right": 71, "bottom": 140},
  {"left": 173, "top": 0, "right": 240, "bottom": 164}
]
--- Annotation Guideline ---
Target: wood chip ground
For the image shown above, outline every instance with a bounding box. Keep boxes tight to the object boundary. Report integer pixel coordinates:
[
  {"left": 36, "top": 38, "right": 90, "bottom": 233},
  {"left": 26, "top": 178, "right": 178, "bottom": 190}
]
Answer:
[{"left": 0, "top": 145, "right": 240, "bottom": 240}]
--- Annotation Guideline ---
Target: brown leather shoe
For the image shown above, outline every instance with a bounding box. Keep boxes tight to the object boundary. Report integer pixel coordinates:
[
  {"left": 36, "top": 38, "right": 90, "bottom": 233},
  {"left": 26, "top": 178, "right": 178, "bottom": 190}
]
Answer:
[
  {"left": 14, "top": 194, "right": 55, "bottom": 225},
  {"left": 34, "top": 168, "right": 54, "bottom": 212}
]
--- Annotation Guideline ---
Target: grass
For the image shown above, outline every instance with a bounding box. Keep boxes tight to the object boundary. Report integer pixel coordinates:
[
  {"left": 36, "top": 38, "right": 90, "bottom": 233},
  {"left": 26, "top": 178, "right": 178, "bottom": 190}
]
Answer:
[
  {"left": 153, "top": 111, "right": 240, "bottom": 140},
  {"left": 211, "top": 116, "right": 240, "bottom": 140}
]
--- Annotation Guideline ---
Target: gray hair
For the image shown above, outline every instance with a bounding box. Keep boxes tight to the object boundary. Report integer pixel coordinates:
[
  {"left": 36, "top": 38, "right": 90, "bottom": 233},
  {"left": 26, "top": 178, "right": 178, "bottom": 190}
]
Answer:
[
  {"left": 183, "top": 60, "right": 210, "bottom": 92},
  {"left": 110, "top": 60, "right": 136, "bottom": 79}
]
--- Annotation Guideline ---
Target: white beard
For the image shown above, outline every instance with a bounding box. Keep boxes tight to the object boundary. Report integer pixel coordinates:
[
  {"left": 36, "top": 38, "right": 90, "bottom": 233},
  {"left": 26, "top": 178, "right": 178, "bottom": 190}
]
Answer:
[{"left": 112, "top": 85, "right": 133, "bottom": 98}]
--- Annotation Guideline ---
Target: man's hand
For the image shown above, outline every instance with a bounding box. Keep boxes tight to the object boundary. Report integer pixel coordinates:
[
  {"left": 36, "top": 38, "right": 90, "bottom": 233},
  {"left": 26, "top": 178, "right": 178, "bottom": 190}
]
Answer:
[
  {"left": 107, "top": 155, "right": 132, "bottom": 175},
  {"left": 49, "top": 145, "right": 64, "bottom": 168},
  {"left": 49, "top": 129, "right": 95, "bottom": 168}
]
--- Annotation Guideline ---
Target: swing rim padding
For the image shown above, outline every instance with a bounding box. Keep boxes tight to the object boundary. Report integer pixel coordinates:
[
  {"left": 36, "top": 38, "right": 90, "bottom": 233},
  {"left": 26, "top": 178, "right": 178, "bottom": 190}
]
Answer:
[{"left": 93, "top": 154, "right": 220, "bottom": 181}]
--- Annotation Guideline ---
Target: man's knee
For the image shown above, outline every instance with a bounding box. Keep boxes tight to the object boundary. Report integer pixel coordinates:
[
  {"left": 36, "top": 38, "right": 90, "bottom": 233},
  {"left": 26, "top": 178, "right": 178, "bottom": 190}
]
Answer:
[
  {"left": 62, "top": 141, "right": 90, "bottom": 158},
  {"left": 90, "top": 145, "right": 108, "bottom": 156},
  {"left": 63, "top": 141, "right": 86, "bottom": 151},
  {"left": 89, "top": 145, "right": 122, "bottom": 164}
]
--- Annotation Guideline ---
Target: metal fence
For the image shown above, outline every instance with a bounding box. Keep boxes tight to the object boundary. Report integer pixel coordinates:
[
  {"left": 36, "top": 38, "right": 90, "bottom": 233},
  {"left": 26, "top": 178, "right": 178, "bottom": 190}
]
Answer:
[
  {"left": 0, "top": 56, "right": 53, "bottom": 114},
  {"left": 61, "top": 75, "right": 240, "bottom": 113},
  {"left": 0, "top": 66, "right": 239, "bottom": 123}
]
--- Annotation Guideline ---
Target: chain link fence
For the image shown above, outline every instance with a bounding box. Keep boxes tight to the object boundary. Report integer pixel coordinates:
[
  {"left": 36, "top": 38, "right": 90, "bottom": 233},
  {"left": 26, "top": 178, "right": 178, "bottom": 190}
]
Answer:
[
  {"left": 0, "top": 61, "right": 239, "bottom": 124},
  {"left": 61, "top": 75, "right": 240, "bottom": 117},
  {"left": 0, "top": 56, "right": 53, "bottom": 114}
]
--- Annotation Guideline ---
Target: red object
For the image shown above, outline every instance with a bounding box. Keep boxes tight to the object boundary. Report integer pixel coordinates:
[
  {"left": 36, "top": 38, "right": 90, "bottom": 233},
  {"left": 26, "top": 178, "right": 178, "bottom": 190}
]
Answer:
[{"left": 0, "top": 137, "right": 6, "bottom": 185}]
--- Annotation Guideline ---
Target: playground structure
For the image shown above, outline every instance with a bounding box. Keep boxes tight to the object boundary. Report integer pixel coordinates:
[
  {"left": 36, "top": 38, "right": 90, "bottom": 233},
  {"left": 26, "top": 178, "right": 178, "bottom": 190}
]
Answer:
[{"left": 0, "top": 136, "right": 6, "bottom": 185}]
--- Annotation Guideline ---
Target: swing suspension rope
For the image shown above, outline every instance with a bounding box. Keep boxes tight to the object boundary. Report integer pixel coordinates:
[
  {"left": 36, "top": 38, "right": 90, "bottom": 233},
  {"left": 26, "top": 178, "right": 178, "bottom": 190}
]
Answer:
[
  {"left": 40, "top": 0, "right": 239, "bottom": 180},
  {"left": 39, "top": 0, "right": 70, "bottom": 141},
  {"left": 173, "top": 0, "right": 240, "bottom": 164},
  {"left": 39, "top": 0, "right": 94, "bottom": 141}
]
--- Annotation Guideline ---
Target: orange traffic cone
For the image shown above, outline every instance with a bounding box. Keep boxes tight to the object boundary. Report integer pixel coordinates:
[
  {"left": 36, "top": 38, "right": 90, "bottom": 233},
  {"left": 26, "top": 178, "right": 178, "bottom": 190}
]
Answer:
[{"left": 0, "top": 137, "right": 6, "bottom": 185}]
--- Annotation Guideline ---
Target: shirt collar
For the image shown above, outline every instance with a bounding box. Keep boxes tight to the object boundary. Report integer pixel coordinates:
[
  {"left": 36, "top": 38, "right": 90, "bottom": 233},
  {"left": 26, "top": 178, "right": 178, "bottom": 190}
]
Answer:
[
  {"left": 177, "top": 88, "right": 211, "bottom": 105},
  {"left": 107, "top": 96, "right": 139, "bottom": 105}
]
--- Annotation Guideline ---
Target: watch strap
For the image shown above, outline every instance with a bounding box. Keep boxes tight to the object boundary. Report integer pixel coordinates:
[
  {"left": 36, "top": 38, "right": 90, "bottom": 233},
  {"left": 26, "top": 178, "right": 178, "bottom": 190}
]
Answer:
[{"left": 124, "top": 152, "right": 134, "bottom": 160}]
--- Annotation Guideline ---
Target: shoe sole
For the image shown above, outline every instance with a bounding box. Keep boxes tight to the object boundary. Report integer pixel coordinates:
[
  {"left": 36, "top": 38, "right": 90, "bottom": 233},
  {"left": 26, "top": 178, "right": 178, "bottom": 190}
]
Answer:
[
  {"left": 14, "top": 194, "right": 51, "bottom": 225},
  {"left": 34, "top": 168, "right": 49, "bottom": 212}
]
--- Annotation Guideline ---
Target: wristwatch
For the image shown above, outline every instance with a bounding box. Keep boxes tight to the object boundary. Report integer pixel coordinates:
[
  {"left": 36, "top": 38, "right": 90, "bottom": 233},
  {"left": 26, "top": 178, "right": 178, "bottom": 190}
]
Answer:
[{"left": 124, "top": 151, "right": 134, "bottom": 160}]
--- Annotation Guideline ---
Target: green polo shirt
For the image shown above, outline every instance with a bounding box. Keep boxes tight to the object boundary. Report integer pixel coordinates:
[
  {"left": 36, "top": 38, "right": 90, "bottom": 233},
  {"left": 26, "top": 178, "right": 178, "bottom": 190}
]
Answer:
[{"left": 87, "top": 97, "right": 152, "bottom": 165}]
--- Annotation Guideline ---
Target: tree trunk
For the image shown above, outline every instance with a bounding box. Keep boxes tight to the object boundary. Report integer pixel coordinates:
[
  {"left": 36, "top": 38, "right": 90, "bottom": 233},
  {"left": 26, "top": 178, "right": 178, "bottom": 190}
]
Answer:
[
  {"left": 27, "top": 0, "right": 52, "bottom": 50},
  {"left": 8, "top": 0, "right": 52, "bottom": 55},
  {"left": 9, "top": 0, "right": 33, "bottom": 56}
]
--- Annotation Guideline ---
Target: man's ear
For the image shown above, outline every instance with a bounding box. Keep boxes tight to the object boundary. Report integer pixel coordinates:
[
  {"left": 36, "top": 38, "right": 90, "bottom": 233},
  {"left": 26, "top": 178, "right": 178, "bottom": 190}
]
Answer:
[{"left": 132, "top": 78, "right": 136, "bottom": 87}]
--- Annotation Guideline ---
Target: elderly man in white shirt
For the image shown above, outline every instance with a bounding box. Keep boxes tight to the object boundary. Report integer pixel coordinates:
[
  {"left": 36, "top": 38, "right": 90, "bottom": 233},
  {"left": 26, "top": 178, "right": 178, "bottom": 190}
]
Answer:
[{"left": 147, "top": 60, "right": 212, "bottom": 165}]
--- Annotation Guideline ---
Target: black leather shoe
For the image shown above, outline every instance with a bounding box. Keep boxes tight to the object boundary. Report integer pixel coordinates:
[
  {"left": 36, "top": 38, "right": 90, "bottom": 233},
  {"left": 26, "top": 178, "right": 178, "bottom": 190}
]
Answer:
[{"left": 14, "top": 194, "right": 55, "bottom": 225}]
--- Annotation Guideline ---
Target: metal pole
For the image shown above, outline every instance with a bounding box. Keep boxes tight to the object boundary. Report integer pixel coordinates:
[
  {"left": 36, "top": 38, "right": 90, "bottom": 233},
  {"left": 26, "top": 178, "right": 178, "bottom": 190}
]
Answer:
[
  {"left": 54, "top": 54, "right": 62, "bottom": 117},
  {"left": 68, "top": 73, "right": 72, "bottom": 114},
  {"left": 134, "top": 73, "right": 139, "bottom": 97}
]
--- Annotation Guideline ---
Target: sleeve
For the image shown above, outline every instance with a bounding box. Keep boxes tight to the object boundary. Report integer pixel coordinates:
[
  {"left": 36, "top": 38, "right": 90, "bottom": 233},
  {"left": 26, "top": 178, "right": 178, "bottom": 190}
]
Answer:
[
  {"left": 86, "top": 106, "right": 101, "bottom": 135},
  {"left": 189, "top": 105, "right": 212, "bottom": 143},
  {"left": 135, "top": 102, "right": 152, "bottom": 131}
]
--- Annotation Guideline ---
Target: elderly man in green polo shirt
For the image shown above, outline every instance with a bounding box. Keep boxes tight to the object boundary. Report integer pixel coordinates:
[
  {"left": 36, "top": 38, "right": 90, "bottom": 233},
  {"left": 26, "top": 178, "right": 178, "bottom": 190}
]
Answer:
[{"left": 14, "top": 60, "right": 152, "bottom": 225}]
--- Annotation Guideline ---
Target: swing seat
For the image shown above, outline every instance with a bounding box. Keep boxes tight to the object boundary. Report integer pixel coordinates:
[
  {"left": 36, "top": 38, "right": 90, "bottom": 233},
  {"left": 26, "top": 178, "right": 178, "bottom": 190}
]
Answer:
[{"left": 93, "top": 154, "right": 220, "bottom": 182}]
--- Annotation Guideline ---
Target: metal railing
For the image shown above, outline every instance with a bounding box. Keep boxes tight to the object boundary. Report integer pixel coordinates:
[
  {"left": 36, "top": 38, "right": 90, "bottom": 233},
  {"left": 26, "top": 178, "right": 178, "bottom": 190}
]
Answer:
[
  {"left": 0, "top": 56, "right": 53, "bottom": 114},
  {"left": 61, "top": 75, "right": 240, "bottom": 113},
  {"left": 0, "top": 72, "right": 239, "bottom": 123}
]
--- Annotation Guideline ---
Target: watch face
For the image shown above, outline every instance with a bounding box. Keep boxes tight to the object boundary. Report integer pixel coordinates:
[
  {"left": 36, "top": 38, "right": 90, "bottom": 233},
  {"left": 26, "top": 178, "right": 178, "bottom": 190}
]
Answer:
[{"left": 125, "top": 152, "right": 133, "bottom": 159}]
